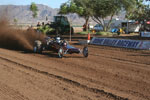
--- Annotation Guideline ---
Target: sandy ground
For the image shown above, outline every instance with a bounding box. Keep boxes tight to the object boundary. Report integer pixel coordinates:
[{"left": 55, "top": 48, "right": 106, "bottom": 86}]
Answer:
[{"left": 0, "top": 43, "right": 150, "bottom": 100}]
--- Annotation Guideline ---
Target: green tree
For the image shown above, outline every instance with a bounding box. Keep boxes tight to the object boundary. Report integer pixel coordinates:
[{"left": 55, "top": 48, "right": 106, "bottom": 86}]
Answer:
[
  {"left": 73, "top": 0, "right": 93, "bottom": 31},
  {"left": 60, "top": 0, "right": 136, "bottom": 32},
  {"left": 59, "top": 0, "right": 92, "bottom": 31},
  {"left": 30, "top": 2, "right": 38, "bottom": 18},
  {"left": 126, "top": 0, "right": 150, "bottom": 22},
  {"left": 91, "top": 0, "right": 136, "bottom": 31}
]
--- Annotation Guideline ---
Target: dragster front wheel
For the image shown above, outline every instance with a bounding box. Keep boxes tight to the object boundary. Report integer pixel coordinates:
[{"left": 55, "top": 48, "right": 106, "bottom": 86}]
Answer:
[{"left": 58, "top": 47, "right": 64, "bottom": 58}]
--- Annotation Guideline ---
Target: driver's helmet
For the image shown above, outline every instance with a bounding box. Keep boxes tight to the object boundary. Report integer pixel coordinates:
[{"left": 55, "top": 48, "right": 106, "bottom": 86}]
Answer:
[{"left": 56, "top": 37, "right": 61, "bottom": 43}]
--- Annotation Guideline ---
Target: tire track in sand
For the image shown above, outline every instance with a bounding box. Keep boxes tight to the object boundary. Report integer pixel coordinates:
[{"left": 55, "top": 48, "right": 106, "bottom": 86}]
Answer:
[
  {"left": 0, "top": 55, "right": 128, "bottom": 100},
  {"left": 0, "top": 82, "right": 29, "bottom": 100}
]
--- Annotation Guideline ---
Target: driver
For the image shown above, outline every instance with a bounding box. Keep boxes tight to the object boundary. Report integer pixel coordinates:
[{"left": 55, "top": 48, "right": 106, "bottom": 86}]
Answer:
[{"left": 55, "top": 36, "right": 61, "bottom": 43}]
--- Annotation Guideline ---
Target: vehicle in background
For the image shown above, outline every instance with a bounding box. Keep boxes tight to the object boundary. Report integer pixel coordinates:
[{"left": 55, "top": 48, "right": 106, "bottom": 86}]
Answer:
[
  {"left": 139, "top": 21, "right": 150, "bottom": 37},
  {"left": 121, "top": 21, "right": 141, "bottom": 34},
  {"left": 36, "top": 16, "right": 74, "bottom": 35},
  {"left": 50, "top": 16, "right": 74, "bottom": 35},
  {"left": 93, "top": 24, "right": 103, "bottom": 32}
]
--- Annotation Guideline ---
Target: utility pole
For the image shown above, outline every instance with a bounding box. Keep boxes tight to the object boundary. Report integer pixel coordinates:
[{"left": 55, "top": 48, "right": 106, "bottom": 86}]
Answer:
[{"left": 70, "top": 22, "right": 72, "bottom": 41}]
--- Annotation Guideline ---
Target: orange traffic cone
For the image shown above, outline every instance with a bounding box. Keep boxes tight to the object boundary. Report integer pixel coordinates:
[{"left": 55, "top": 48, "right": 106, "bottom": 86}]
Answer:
[{"left": 87, "top": 33, "right": 91, "bottom": 43}]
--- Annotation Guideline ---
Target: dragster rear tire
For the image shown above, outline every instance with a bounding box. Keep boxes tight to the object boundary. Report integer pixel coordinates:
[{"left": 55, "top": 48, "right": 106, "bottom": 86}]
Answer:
[
  {"left": 33, "top": 40, "right": 43, "bottom": 54},
  {"left": 83, "top": 46, "right": 88, "bottom": 57}
]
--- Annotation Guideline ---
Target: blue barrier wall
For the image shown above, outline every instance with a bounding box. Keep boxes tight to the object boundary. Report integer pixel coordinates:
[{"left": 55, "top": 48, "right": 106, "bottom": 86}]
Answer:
[{"left": 91, "top": 37, "right": 150, "bottom": 50}]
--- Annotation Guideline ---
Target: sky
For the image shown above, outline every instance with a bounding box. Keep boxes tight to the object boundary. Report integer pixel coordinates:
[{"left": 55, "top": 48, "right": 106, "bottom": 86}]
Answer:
[
  {"left": 0, "top": 0, "right": 150, "bottom": 8},
  {"left": 0, "top": 0, "right": 68, "bottom": 8}
]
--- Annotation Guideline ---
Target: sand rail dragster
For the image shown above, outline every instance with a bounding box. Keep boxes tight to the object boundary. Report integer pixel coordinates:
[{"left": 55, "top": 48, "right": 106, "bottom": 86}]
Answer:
[{"left": 33, "top": 36, "right": 88, "bottom": 58}]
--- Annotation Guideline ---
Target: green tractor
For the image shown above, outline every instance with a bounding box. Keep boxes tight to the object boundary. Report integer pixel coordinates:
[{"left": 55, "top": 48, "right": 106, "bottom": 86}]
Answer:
[{"left": 50, "top": 16, "right": 74, "bottom": 35}]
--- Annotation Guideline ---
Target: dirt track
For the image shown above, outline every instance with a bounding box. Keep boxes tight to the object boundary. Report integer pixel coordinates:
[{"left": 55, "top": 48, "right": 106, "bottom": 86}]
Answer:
[{"left": 0, "top": 43, "right": 150, "bottom": 100}]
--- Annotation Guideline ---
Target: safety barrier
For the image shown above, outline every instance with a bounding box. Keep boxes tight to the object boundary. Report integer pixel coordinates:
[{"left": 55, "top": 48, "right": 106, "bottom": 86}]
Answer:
[{"left": 90, "top": 37, "right": 150, "bottom": 50}]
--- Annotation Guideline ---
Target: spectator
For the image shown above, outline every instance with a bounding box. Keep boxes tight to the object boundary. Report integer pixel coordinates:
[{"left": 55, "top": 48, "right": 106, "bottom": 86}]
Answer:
[
  {"left": 46, "top": 21, "right": 50, "bottom": 26},
  {"left": 37, "top": 22, "right": 41, "bottom": 27},
  {"left": 83, "top": 24, "right": 86, "bottom": 31},
  {"left": 42, "top": 22, "right": 45, "bottom": 26}
]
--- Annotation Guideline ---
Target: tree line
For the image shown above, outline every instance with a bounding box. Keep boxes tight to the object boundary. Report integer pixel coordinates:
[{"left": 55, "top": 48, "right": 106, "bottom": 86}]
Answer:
[
  {"left": 30, "top": 0, "right": 150, "bottom": 32},
  {"left": 59, "top": 0, "right": 150, "bottom": 31}
]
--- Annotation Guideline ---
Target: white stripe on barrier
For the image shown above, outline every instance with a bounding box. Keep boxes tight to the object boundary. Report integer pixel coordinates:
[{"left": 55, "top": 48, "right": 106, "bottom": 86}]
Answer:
[{"left": 90, "top": 37, "right": 150, "bottom": 50}]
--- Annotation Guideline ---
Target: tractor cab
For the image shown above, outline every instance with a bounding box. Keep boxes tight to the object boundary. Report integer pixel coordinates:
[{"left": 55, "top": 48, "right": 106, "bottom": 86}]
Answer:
[
  {"left": 50, "top": 16, "right": 74, "bottom": 35},
  {"left": 54, "top": 16, "right": 69, "bottom": 26}
]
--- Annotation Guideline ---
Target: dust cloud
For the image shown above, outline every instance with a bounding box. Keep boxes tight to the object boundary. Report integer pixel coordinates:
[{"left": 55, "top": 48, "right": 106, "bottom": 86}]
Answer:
[{"left": 0, "top": 19, "right": 45, "bottom": 51}]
